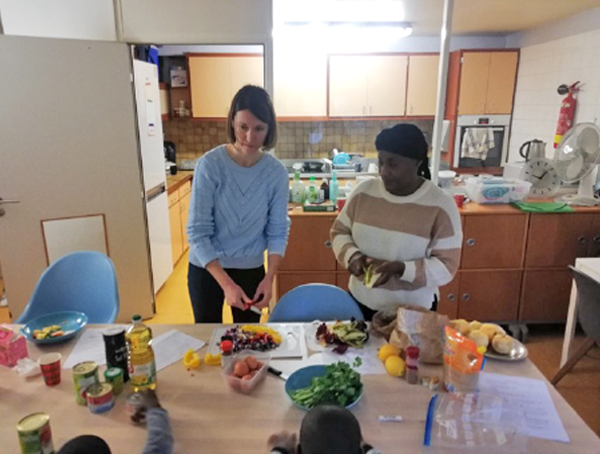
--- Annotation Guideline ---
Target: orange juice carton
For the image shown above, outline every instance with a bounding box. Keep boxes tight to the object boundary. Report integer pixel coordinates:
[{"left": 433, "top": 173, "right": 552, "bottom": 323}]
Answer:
[{"left": 0, "top": 327, "right": 28, "bottom": 367}]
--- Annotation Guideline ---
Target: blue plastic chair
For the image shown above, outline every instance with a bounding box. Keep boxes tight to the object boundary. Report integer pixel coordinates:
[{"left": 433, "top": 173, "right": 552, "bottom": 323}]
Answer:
[
  {"left": 269, "top": 283, "right": 364, "bottom": 322},
  {"left": 17, "top": 251, "right": 120, "bottom": 324}
]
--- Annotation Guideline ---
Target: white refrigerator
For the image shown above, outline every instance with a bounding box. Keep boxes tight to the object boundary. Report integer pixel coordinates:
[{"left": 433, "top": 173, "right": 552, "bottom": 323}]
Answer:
[{"left": 133, "top": 60, "right": 173, "bottom": 294}]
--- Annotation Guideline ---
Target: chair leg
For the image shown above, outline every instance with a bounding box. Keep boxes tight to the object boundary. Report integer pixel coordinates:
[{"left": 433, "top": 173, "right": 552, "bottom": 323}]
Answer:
[{"left": 551, "top": 337, "right": 596, "bottom": 386}]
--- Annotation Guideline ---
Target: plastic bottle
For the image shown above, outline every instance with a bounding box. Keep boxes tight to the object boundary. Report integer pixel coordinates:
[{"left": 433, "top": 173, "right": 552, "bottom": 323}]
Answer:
[
  {"left": 220, "top": 340, "right": 234, "bottom": 369},
  {"left": 305, "top": 176, "right": 319, "bottom": 203},
  {"left": 405, "top": 346, "right": 420, "bottom": 385},
  {"left": 126, "top": 315, "right": 157, "bottom": 392},
  {"left": 290, "top": 170, "right": 305, "bottom": 204},
  {"left": 330, "top": 170, "right": 339, "bottom": 204},
  {"left": 319, "top": 178, "right": 329, "bottom": 202}
]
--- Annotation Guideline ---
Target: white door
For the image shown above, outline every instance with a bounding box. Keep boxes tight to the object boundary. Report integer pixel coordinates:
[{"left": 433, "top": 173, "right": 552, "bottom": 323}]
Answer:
[{"left": 0, "top": 35, "right": 155, "bottom": 322}]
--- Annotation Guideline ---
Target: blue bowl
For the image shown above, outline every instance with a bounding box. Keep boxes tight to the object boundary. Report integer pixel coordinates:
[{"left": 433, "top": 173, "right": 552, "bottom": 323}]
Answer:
[
  {"left": 20, "top": 311, "right": 88, "bottom": 345},
  {"left": 285, "top": 365, "right": 363, "bottom": 411}
]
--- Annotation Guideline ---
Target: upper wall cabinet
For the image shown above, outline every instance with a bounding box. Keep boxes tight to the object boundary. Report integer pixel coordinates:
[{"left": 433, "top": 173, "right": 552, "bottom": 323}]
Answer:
[
  {"left": 406, "top": 54, "right": 440, "bottom": 116},
  {"left": 458, "top": 51, "right": 518, "bottom": 115},
  {"left": 188, "top": 55, "right": 263, "bottom": 118},
  {"left": 329, "top": 55, "right": 408, "bottom": 117},
  {"left": 274, "top": 53, "right": 327, "bottom": 117}
]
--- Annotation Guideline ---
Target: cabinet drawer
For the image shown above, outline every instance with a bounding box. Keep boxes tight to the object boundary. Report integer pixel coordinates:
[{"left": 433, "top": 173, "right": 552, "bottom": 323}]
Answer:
[
  {"left": 179, "top": 180, "right": 192, "bottom": 197},
  {"left": 280, "top": 217, "right": 337, "bottom": 271},
  {"left": 168, "top": 190, "right": 180, "bottom": 207},
  {"left": 437, "top": 275, "right": 459, "bottom": 319},
  {"left": 461, "top": 214, "right": 527, "bottom": 269}
]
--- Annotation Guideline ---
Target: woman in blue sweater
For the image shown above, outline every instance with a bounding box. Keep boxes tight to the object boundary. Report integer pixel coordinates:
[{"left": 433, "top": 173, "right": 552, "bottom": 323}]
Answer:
[{"left": 187, "top": 85, "right": 290, "bottom": 323}]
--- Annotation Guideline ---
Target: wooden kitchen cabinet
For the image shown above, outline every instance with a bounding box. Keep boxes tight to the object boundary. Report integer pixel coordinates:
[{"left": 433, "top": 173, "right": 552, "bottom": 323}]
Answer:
[
  {"left": 461, "top": 214, "right": 527, "bottom": 269},
  {"left": 458, "top": 51, "right": 518, "bottom": 115},
  {"left": 437, "top": 275, "right": 459, "bottom": 319},
  {"left": 336, "top": 271, "right": 351, "bottom": 292},
  {"left": 168, "top": 180, "right": 192, "bottom": 266},
  {"left": 587, "top": 213, "right": 600, "bottom": 257},
  {"left": 519, "top": 269, "right": 573, "bottom": 322},
  {"left": 328, "top": 55, "right": 407, "bottom": 117},
  {"left": 406, "top": 55, "right": 439, "bottom": 116},
  {"left": 189, "top": 55, "right": 263, "bottom": 118},
  {"left": 525, "top": 213, "right": 595, "bottom": 268},
  {"left": 458, "top": 270, "right": 522, "bottom": 322},
  {"left": 159, "top": 83, "right": 170, "bottom": 120},
  {"left": 279, "top": 216, "right": 336, "bottom": 271}
]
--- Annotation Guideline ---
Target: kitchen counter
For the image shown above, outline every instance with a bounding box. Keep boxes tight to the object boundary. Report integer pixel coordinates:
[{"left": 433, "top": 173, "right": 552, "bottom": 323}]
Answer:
[
  {"left": 289, "top": 171, "right": 379, "bottom": 179},
  {"left": 166, "top": 170, "right": 193, "bottom": 194}
]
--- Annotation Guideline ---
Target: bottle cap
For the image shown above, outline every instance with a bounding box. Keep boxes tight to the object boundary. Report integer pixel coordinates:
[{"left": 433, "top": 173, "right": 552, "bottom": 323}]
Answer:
[
  {"left": 132, "top": 314, "right": 142, "bottom": 322},
  {"left": 332, "top": 170, "right": 337, "bottom": 180},
  {"left": 406, "top": 346, "right": 420, "bottom": 359},
  {"left": 220, "top": 340, "right": 233, "bottom": 353}
]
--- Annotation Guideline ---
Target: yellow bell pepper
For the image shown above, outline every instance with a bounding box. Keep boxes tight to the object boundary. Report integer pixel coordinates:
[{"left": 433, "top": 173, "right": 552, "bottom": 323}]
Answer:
[
  {"left": 204, "top": 352, "right": 222, "bottom": 366},
  {"left": 183, "top": 349, "right": 201, "bottom": 369}
]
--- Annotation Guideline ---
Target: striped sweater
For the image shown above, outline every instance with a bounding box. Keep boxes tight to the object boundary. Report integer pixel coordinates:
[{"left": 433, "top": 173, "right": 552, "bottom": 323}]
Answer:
[
  {"left": 331, "top": 178, "right": 462, "bottom": 311},
  {"left": 187, "top": 145, "right": 290, "bottom": 269}
]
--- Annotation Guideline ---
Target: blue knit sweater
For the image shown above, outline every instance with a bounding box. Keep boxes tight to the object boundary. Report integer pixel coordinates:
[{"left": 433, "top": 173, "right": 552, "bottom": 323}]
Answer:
[{"left": 187, "top": 145, "right": 290, "bottom": 269}]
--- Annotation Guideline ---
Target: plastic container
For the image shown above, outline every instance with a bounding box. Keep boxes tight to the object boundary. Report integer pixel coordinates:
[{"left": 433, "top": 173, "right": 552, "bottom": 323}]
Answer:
[
  {"left": 329, "top": 171, "right": 339, "bottom": 203},
  {"left": 126, "top": 315, "right": 157, "bottom": 392},
  {"left": 290, "top": 171, "right": 305, "bottom": 204},
  {"left": 305, "top": 176, "right": 319, "bottom": 203},
  {"left": 437, "top": 170, "right": 456, "bottom": 188},
  {"left": 465, "top": 177, "right": 532, "bottom": 204},
  {"left": 222, "top": 352, "right": 270, "bottom": 395}
]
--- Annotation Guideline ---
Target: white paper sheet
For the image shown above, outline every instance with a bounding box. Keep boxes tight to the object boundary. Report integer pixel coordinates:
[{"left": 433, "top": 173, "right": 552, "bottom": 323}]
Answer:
[
  {"left": 479, "top": 372, "right": 570, "bottom": 443},
  {"left": 153, "top": 329, "right": 205, "bottom": 372}
]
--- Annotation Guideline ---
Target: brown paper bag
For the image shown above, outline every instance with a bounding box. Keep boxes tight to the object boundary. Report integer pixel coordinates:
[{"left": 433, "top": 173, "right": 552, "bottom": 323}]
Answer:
[{"left": 389, "top": 304, "right": 449, "bottom": 364}]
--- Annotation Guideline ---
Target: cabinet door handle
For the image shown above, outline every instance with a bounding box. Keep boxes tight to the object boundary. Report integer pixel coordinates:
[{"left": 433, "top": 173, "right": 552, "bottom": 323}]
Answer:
[
  {"left": 324, "top": 240, "right": 332, "bottom": 248},
  {"left": 447, "top": 293, "right": 456, "bottom": 302},
  {"left": 466, "top": 238, "right": 476, "bottom": 247},
  {"left": 578, "top": 236, "right": 587, "bottom": 244},
  {"left": 462, "top": 293, "right": 470, "bottom": 301},
  {"left": 594, "top": 236, "right": 600, "bottom": 244}
]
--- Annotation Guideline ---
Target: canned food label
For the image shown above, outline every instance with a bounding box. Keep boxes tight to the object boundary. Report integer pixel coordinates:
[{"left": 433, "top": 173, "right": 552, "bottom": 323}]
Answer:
[
  {"left": 19, "top": 425, "right": 53, "bottom": 454},
  {"left": 130, "top": 362, "right": 156, "bottom": 386}
]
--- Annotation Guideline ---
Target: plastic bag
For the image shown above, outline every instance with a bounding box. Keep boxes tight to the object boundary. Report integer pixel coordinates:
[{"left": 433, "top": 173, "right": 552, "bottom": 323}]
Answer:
[
  {"left": 443, "top": 326, "right": 483, "bottom": 392},
  {"left": 389, "top": 304, "right": 449, "bottom": 364},
  {"left": 424, "top": 392, "right": 527, "bottom": 451},
  {"left": 370, "top": 309, "right": 397, "bottom": 340}
]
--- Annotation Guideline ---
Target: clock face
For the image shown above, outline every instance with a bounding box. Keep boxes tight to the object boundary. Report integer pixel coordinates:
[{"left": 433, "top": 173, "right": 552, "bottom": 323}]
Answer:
[{"left": 521, "top": 159, "right": 561, "bottom": 197}]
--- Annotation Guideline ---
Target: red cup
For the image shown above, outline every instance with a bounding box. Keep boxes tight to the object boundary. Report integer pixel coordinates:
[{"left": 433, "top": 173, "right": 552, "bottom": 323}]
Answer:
[
  {"left": 336, "top": 197, "right": 347, "bottom": 211},
  {"left": 38, "top": 352, "right": 62, "bottom": 386},
  {"left": 454, "top": 194, "right": 466, "bottom": 208}
]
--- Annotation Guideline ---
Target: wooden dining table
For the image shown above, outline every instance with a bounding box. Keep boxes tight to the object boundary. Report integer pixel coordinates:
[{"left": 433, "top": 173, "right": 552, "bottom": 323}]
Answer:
[{"left": 2, "top": 324, "right": 600, "bottom": 453}]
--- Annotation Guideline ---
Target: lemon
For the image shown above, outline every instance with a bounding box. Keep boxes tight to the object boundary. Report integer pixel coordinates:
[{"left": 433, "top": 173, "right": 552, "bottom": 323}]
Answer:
[
  {"left": 385, "top": 356, "right": 406, "bottom": 377},
  {"left": 378, "top": 343, "right": 401, "bottom": 363}
]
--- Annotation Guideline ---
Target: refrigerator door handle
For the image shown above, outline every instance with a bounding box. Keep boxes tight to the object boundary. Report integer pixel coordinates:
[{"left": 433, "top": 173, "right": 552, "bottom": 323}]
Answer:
[{"left": 146, "top": 183, "right": 166, "bottom": 202}]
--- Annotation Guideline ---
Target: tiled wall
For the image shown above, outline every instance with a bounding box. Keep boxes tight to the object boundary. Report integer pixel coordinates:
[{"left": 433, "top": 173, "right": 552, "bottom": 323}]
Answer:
[
  {"left": 163, "top": 118, "right": 434, "bottom": 163},
  {"left": 509, "top": 28, "right": 600, "bottom": 162}
]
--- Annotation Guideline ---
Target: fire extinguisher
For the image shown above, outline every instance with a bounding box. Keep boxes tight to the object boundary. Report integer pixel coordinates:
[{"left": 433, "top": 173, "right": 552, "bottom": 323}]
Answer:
[{"left": 554, "top": 81, "right": 580, "bottom": 148}]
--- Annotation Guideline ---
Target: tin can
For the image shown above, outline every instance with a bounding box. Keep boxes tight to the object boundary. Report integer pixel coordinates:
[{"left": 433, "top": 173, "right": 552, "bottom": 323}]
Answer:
[
  {"left": 104, "top": 367, "right": 124, "bottom": 395},
  {"left": 125, "top": 392, "right": 146, "bottom": 425},
  {"left": 86, "top": 383, "right": 115, "bottom": 414},
  {"left": 103, "top": 327, "right": 129, "bottom": 382},
  {"left": 17, "top": 412, "right": 54, "bottom": 454},
  {"left": 72, "top": 361, "right": 99, "bottom": 405}
]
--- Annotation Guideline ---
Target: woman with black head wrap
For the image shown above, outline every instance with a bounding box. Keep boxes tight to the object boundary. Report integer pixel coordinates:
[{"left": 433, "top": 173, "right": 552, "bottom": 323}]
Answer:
[{"left": 331, "top": 124, "right": 462, "bottom": 320}]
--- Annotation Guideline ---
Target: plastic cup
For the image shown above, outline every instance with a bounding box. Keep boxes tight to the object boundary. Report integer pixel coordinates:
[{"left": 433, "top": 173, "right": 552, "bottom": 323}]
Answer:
[
  {"left": 337, "top": 197, "right": 347, "bottom": 211},
  {"left": 454, "top": 194, "right": 466, "bottom": 208},
  {"left": 38, "top": 353, "right": 62, "bottom": 386}
]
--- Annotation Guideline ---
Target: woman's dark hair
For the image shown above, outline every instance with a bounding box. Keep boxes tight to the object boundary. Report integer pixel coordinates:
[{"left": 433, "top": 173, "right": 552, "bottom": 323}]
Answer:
[
  {"left": 375, "top": 123, "right": 431, "bottom": 179},
  {"left": 226, "top": 85, "right": 278, "bottom": 149}
]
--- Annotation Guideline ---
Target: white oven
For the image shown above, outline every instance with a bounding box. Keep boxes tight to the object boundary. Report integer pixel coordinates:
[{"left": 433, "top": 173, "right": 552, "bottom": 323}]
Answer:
[{"left": 453, "top": 115, "right": 511, "bottom": 168}]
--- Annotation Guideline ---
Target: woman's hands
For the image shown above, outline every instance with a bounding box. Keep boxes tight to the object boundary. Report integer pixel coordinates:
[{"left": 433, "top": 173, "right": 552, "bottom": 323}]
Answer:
[
  {"left": 224, "top": 282, "right": 253, "bottom": 311},
  {"left": 348, "top": 252, "right": 368, "bottom": 277},
  {"left": 251, "top": 274, "right": 274, "bottom": 309},
  {"left": 349, "top": 254, "right": 405, "bottom": 288}
]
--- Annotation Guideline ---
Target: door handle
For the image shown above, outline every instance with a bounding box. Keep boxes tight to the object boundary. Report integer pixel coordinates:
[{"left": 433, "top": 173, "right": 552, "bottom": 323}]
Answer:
[
  {"left": 447, "top": 293, "right": 456, "bottom": 302},
  {"left": 593, "top": 236, "right": 600, "bottom": 244},
  {"left": 0, "top": 198, "right": 20, "bottom": 204},
  {"left": 466, "top": 238, "right": 476, "bottom": 247},
  {"left": 324, "top": 240, "right": 332, "bottom": 248},
  {"left": 462, "top": 293, "right": 470, "bottom": 301},
  {"left": 578, "top": 236, "right": 587, "bottom": 244}
]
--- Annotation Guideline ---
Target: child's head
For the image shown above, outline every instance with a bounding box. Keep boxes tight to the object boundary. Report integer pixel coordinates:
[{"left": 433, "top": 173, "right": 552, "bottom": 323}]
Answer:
[{"left": 299, "top": 405, "right": 363, "bottom": 454}]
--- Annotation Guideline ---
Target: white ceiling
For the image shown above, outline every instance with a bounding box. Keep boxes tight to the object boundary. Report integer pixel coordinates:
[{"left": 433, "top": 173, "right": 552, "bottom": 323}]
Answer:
[{"left": 404, "top": 0, "right": 600, "bottom": 35}]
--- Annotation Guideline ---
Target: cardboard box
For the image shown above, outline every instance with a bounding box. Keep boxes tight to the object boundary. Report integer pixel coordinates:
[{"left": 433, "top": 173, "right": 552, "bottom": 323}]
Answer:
[
  {"left": 0, "top": 327, "right": 28, "bottom": 367},
  {"left": 303, "top": 200, "right": 336, "bottom": 212}
]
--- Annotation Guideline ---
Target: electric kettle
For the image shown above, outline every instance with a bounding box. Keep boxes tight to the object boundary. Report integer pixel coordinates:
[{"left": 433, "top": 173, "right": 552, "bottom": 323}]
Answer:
[{"left": 519, "top": 139, "right": 546, "bottom": 161}]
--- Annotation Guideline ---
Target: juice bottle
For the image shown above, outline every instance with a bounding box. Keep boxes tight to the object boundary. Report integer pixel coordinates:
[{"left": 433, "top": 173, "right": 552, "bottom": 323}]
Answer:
[
  {"left": 306, "top": 176, "right": 319, "bottom": 203},
  {"left": 290, "top": 170, "right": 305, "bottom": 204},
  {"left": 126, "top": 315, "right": 157, "bottom": 392}
]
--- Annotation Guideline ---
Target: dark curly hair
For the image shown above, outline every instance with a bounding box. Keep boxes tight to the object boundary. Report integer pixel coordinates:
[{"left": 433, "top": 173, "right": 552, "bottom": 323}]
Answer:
[{"left": 375, "top": 123, "right": 431, "bottom": 179}]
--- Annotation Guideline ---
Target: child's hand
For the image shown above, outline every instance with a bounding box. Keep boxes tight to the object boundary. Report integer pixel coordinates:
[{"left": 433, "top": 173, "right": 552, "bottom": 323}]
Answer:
[
  {"left": 131, "top": 389, "right": 161, "bottom": 424},
  {"left": 267, "top": 431, "right": 297, "bottom": 454}
]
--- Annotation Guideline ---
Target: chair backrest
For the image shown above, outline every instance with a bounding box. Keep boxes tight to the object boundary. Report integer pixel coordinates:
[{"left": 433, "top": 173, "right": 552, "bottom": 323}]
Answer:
[
  {"left": 569, "top": 265, "right": 600, "bottom": 342},
  {"left": 17, "top": 251, "right": 120, "bottom": 324},
  {"left": 269, "top": 283, "right": 364, "bottom": 323}
]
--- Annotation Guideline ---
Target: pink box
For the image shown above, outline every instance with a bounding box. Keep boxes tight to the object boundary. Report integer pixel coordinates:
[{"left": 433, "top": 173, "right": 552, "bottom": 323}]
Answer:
[{"left": 0, "top": 327, "right": 28, "bottom": 367}]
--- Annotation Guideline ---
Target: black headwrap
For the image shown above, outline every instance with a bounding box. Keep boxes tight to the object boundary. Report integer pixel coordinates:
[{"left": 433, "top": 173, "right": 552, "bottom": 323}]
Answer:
[{"left": 375, "top": 123, "right": 431, "bottom": 180}]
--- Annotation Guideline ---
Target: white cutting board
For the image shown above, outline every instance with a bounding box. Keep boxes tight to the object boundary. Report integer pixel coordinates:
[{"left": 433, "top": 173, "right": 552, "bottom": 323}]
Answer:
[{"left": 207, "top": 324, "right": 307, "bottom": 359}]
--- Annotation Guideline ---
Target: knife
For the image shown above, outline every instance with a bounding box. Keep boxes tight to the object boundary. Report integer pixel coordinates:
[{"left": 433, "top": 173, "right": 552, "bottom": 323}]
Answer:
[{"left": 267, "top": 366, "right": 289, "bottom": 381}]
